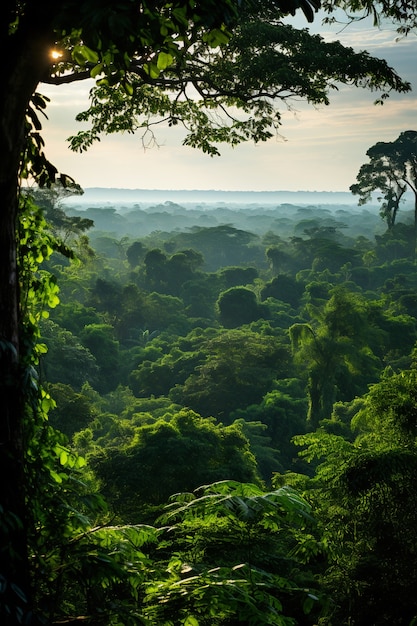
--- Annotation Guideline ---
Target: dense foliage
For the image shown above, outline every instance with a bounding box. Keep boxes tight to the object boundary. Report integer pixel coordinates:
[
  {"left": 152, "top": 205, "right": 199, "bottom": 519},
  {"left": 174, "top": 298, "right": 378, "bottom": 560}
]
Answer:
[{"left": 23, "top": 183, "right": 417, "bottom": 624}]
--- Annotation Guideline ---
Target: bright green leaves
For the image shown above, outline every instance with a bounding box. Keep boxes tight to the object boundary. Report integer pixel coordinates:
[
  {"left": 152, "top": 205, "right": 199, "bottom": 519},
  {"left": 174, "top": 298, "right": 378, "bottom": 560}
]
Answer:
[
  {"left": 19, "top": 196, "right": 63, "bottom": 328},
  {"left": 143, "top": 51, "right": 175, "bottom": 79},
  {"left": 40, "top": 388, "right": 56, "bottom": 415},
  {"left": 90, "top": 62, "right": 104, "bottom": 78},
  {"left": 202, "top": 26, "right": 231, "bottom": 48},
  {"left": 143, "top": 61, "right": 161, "bottom": 80},
  {"left": 157, "top": 50, "right": 174, "bottom": 71},
  {"left": 72, "top": 44, "right": 99, "bottom": 65},
  {"left": 139, "top": 480, "right": 324, "bottom": 625},
  {"left": 52, "top": 0, "right": 239, "bottom": 96},
  {"left": 163, "top": 480, "right": 314, "bottom": 528},
  {"left": 54, "top": 444, "right": 81, "bottom": 469}
]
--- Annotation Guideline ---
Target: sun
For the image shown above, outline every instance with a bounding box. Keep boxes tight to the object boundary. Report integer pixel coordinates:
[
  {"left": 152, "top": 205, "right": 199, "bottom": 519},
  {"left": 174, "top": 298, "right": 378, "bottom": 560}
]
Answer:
[{"left": 50, "top": 49, "right": 63, "bottom": 60}]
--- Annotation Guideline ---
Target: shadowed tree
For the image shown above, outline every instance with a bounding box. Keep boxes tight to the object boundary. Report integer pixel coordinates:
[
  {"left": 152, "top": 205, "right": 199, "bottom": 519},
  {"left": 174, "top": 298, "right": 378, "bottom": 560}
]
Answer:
[
  {"left": 290, "top": 288, "right": 381, "bottom": 426},
  {"left": 292, "top": 368, "right": 417, "bottom": 625},
  {"left": 90, "top": 409, "right": 260, "bottom": 521},
  {"left": 350, "top": 130, "right": 417, "bottom": 235},
  {"left": 217, "top": 287, "right": 267, "bottom": 327}
]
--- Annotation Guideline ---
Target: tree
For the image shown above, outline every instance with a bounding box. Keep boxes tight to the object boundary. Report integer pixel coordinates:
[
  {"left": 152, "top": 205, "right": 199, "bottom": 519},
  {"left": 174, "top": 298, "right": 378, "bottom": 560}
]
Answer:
[
  {"left": 79, "top": 324, "right": 121, "bottom": 393},
  {"left": 322, "top": 0, "right": 417, "bottom": 36},
  {"left": 350, "top": 130, "right": 417, "bottom": 234},
  {"left": 217, "top": 286, "right": 266, "bottom": 327},
  {"left": 146, "top": 480, "right": 326, "bottom": 625},
  {"left": 47, "top": 382, "right": 97, "bottom": 438},
  {"left": 89, "top": 409, "right": 261, "bottom": 521},
  {"left": 0, "top": 0, "right": 413, "bottom": 621},
  {"left": 40, "top": 319, "right": 99, "bottom": 389},
  {"left": 27, "top": 182, "right": 92, "bottom": 243},
  {"left": 261, "top": 274, "right": 305, "bottom": 309},
  {"left": 170, "top": 328, "right": 292, "bottom": 420},
  {"left": 291, "top": 369, "right": 417, "bottom": 625},
  {"left": 126, "top": 240, "right": 147, "bottom": 268},
  {"left": 70, "top": 10, "right": 409, "bottom": 158},
  {"left": 289, "top": 288, "right": 381, "bottom": 426}
]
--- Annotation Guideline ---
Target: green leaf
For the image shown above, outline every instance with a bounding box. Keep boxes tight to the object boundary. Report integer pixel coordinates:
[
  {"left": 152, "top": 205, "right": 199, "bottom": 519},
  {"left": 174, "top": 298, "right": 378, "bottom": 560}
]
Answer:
[
  {"left": 59, "top": 450, "right": 68, "bottom": 466},
  {"left": 90, "top": 63, "right": 104, "bottom": 78},
  {"left": 73, "top": 45, "right": 99, "bottom": 65},
  {"left": 157, "top": 51, "right": 174, "bottom": 71},
  {"left": 123, "top": 80, "right": 134, "bottom": 96},
  {"left": 203, "top": 28, "right": 230, "bottom": 48},
  {"left": 49, "top": 469, "right": 63, "bottom": 484},
  {"left": 183, "top": 617, "right": 199, "bottom": 626},
  {"left": 75, "top": 455, "right": 87, "bottom": 469},
  {"left": 144, "top": 62, "right": 160, "bottom": 79}
]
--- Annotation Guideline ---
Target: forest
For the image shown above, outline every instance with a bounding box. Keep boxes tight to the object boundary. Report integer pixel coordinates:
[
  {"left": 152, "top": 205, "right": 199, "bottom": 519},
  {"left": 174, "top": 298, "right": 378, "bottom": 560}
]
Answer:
[
  {"left": 2, "top": 0, "right": 417, "bottom": 624},
  {"left": 23, "top": 180, "right": 417, "bottom": 625}
]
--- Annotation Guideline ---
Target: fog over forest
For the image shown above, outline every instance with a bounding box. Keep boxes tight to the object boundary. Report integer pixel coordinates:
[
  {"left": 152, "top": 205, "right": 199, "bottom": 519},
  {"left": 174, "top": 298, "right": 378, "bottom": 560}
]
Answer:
[{"left": 59, "top": 187, "right": 415, "bottom": 252}]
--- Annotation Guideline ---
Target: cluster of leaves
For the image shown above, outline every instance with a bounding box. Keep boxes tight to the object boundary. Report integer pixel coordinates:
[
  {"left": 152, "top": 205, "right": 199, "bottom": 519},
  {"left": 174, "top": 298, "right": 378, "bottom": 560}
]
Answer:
[
  {"left": 277, "top": 366, "right": 417, "bottom": 624},
  {"left": 67, "top": 19, "right": 410, "bottom": 157}
]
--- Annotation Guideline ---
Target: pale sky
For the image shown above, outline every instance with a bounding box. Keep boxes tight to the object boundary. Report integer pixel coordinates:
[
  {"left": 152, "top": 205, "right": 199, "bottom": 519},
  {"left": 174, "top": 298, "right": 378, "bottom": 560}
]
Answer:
[{"left": 40, "top": 12, "right": 417, "bottom": 193}]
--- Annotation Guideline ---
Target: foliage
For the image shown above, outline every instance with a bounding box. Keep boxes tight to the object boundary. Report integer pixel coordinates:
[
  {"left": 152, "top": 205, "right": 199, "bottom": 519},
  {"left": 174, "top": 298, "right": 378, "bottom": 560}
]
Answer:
[
  {"left": 87, "top": 409, "right": 261, "bottom": 521},
  {"left": 170, "top": 328, "right": 292, "bottom": 420},
  {"left": 2, "top": 0, "right": 417, "bottom": 624},
  {"left": 26, "top": 182, "right": 92, "bottom": 243},
  {"left": 146, "top": 480, "right": 327, "bottom": 625},
  {"left": 322, "top": 0, "right": 417, "bottom": 36},
  {"left": 217, "top": 286, "right": 267, "bottom": 327},
  {"left": 40, "top": 319, "right": 99, "bottom": 389},
  {"left": 1, "top": 195, "right": 99, "bottom": 623},
  {"left": 289, "top": 288, "right": 381, "bottom": 425},
  {"left": 67, "top": 12, "right": 410, "bottom": 157},
  {"left": 14, "top": 187, "right": 417, "bottom": 624},
  {"left": 350, "top": 130, "right": 417, "bottom": 233},
  {"left": 289, "top": 368, "right": 417, "bottom": 625}
]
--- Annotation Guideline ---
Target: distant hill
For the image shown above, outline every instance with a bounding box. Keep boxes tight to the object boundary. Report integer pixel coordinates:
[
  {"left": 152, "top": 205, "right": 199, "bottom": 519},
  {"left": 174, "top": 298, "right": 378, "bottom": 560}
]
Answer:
[{"left": 66, "top": 188, "right": 361, "bottom": 206}]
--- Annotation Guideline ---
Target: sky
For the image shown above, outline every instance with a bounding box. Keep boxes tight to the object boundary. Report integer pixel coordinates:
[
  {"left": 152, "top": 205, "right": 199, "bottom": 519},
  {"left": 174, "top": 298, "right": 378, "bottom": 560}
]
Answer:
[{"left": 40, "top": 11, "right": 417, "bottom": 193}]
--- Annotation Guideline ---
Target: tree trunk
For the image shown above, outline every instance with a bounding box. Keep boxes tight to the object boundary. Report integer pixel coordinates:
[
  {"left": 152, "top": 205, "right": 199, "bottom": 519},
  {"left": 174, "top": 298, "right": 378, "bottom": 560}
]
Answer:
[
  {"left": 0, "top": 23, "right": 54, "bottom": 624},
  {"left": 414, "top": 190, "right": 417, "bottom": 255},
  {"left": 0, "top": 119, "right": 31, "bottom": 626}
]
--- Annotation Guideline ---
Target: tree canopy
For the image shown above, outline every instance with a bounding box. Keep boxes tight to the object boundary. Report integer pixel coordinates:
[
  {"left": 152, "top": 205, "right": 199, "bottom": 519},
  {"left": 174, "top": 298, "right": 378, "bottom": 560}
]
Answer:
[{"left": 350, "top": 131, "right": 417, "bottom": 233}]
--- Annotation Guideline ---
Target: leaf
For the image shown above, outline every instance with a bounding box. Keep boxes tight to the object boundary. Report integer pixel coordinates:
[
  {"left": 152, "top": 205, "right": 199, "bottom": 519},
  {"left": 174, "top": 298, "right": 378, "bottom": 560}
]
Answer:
[
  {"left": 59, "top": 450, "right": 68, "bottom": 466},
  {"left": 73, "top": 45, "right": 99, "bottom": 65},
  {"left": 203, "top": 28, "right": 230, "bottom": 48},
  {"left": 144, "top": 62, "right": 160, "bottom": 79},
  {"left": 49, "top": 469, "right": 63, "bottom": 484},
  {"left": 75, "top": 455, "right": 87, "bottom": 469},
  {"left": 90, "top": 63, "right": 104, "bottom": 78},
  {"left": 157, "top": 51, "right": 174, "bottom": 71}
]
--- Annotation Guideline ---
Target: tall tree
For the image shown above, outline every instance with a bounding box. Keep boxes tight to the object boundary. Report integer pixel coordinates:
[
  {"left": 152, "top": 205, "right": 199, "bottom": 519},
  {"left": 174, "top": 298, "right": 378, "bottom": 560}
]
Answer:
[
  {"left": 350, "top": 130, "right": 417, "bottom": 234},
  {"left": 289, "top": 288, "right": 380, "bottom": 426}
]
